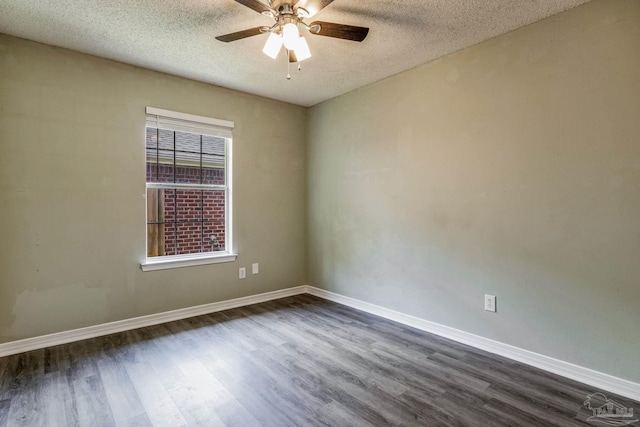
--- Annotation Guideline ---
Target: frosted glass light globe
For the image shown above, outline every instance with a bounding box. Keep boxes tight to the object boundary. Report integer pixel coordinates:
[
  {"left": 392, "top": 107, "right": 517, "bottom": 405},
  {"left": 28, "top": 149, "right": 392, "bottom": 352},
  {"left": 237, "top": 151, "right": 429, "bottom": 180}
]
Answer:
[{"left": 282, "top": 23, "right": 300, "bottom": 50}]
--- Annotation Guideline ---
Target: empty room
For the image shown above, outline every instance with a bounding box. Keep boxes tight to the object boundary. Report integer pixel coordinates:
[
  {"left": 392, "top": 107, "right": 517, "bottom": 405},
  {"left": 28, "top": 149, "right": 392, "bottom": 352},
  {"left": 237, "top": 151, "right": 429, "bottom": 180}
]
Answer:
[{"left": 1, "top": 0, "right": 639, "bottom": 425}]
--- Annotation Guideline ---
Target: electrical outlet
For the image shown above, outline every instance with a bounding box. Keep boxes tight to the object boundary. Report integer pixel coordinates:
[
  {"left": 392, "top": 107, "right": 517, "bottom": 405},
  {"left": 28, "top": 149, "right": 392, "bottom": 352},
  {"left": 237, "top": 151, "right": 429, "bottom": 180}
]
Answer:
[
  {"left": 252, "top": 263, "right": 259, "bottom": 275},
  {"left": 239, "top": 267, "right": 246, "bottom": 279},
  {"left": 485, "top": 294, "right": 496, "bottom": 312}
]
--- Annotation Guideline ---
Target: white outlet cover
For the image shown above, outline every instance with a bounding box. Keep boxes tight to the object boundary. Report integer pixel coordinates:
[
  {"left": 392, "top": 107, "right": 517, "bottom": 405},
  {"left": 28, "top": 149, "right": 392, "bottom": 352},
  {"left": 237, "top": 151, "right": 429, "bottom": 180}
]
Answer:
[
  {"left": 252, "top": 263, "right": 259, "bottom": 275},
  {"left": 239, "top": 267, "right": 246, "bottom": 279},
  {"left": 485, "top": 294, "right": 496, "bottom": 312}
]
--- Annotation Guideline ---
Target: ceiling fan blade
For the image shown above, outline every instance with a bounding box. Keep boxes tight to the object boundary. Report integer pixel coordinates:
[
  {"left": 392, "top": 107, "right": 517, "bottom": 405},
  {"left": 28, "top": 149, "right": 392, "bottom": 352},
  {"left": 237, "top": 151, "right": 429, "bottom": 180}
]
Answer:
[
  {"left": 233, "top": 0, "right": 273, "bottom": 15},
  {"left": 296, "top": 0, "right": 334, "bottom": 17},
  {"left": 308, "top": 21, "right": 369, "bottom": 42},
  {"left": 215, "top": 27, "right": 265, "bottom": 42}
]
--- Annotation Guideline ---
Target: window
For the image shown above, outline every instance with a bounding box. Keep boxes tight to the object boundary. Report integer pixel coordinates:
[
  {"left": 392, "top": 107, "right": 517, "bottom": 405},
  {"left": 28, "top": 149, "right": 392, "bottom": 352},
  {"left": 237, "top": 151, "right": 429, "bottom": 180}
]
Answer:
[{"left": 141, "top": 107, "right": 235, "bottom": 271}]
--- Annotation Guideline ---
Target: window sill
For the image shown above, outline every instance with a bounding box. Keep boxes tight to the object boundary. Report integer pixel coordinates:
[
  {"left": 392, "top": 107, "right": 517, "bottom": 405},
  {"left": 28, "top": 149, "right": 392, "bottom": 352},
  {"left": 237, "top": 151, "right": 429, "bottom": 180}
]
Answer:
[{"left": 140, "top": 253, "right": 237, "bottom": 272}]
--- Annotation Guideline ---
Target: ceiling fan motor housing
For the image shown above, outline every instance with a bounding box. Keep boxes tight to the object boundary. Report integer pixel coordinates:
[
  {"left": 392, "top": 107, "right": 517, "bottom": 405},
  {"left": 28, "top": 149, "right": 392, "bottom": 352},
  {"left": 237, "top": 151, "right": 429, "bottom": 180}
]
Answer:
[
  {"left": 269, "top": 1, "right": 294, "bottom": 12},
  {"left": 268, "top": 1, "right": 309, "bottom": 18}
]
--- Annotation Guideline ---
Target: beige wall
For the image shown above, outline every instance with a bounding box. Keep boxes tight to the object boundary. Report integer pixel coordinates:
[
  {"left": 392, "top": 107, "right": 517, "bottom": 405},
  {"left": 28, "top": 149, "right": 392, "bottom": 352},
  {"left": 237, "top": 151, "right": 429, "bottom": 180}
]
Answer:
[
  {"left": 307, "top": 0, "right": 640, "bottom": 382},
  {"left": 0, "top": 35, "right": 307, "bottom": 342}
]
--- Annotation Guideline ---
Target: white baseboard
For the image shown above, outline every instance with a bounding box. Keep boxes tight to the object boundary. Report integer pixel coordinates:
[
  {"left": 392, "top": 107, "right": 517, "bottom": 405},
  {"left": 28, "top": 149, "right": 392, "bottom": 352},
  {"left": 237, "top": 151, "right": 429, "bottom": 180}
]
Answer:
[
  {"left": 305, "top": 286, "right": 640, "bottom": 402},
  {"left": 1, "top": 284, "right": 638, "bottom": 402},
  {"left": 0, "top": 286, "right": 307, "bottom": 358}
]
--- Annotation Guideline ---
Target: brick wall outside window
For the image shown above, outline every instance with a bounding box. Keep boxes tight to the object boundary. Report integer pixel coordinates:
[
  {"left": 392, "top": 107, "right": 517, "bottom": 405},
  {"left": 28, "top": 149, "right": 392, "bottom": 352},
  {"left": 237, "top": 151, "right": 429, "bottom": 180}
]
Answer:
[{"left": 146, "top": 164, "right": 226, "bottom": 256}]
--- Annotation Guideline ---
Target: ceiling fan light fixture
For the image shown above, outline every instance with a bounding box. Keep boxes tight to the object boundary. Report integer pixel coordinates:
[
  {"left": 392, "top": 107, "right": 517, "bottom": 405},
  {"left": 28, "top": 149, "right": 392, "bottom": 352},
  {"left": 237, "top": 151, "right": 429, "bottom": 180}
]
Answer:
[
  {"left": 294, "top": 36, "right": 311, "bottom": 61},
  {"left": 282, "top": 22, "right": 300, "bottom": 50},
  {"left": 216, "top": 0, "right": 370, "bottom": 78},
  {"left": 262, "top": 32, "right": 282, "bottom": 59}
]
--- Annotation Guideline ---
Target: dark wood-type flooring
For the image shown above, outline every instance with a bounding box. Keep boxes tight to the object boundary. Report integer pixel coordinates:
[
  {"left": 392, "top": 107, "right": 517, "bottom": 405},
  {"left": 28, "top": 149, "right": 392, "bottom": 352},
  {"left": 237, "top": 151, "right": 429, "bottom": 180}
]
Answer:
[{"left": 0, "top": 294, "right": 637, "bottom": 426}]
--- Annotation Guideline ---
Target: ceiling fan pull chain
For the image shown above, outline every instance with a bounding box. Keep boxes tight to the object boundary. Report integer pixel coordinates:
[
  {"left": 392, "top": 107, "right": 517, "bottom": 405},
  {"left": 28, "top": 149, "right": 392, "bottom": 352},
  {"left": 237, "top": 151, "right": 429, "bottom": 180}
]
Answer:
[{"left": 286, "top": 50, "right": 291, "bottom": 80}]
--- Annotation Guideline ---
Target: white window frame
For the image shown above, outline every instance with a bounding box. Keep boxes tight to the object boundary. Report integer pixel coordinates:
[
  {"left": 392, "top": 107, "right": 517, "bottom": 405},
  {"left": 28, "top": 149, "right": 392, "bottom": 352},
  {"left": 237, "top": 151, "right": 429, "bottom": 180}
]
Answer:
[{"left": 140, "top": 107, "right": 236, "bottom": 271}]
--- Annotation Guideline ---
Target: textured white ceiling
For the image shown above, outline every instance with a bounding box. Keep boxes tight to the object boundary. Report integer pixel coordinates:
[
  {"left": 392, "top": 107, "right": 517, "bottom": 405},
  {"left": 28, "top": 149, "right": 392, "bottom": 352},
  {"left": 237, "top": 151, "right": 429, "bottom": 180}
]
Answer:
[{"left": 0, "top": 0, "right": 590, "bottom": 106}]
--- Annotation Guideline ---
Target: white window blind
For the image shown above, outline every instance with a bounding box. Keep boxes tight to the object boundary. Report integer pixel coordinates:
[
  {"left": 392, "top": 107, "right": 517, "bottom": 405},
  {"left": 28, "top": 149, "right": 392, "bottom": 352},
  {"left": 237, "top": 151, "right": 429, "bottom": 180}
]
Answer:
[{"left": 145, "top": 107, "right": 234, "bottom": 139}]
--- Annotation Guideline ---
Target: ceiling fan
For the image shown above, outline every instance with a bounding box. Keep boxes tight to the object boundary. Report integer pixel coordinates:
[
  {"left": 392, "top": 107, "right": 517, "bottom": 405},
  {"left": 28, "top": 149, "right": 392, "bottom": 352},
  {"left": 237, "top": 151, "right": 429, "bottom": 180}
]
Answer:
[{"left": 215, "top": 0, "right": 369, "bottom": 78}]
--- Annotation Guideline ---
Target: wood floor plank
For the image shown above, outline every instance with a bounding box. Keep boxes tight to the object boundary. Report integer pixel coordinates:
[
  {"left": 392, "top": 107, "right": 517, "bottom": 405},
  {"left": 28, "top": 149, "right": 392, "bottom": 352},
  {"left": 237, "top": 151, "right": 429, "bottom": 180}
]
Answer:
[
  {"left": 67, "top": 339, "right": 101, "bottom": 381},
  {"left": 44, "top": 345, "right": 71, "bottom": 375},
  {"left": 256, "top": 344, "right": 396, "bottom": 426},
  {"left": 316, "top": 400, "right": 377, "bottom": 427},
  {"left": 96, "top": 355, "right": 146, "bottom": 424},
  {"left": 123, "top": 361, "right": 188, "bottom": 427},
  {"left": 121, "top": 413, "right": 153, "bottom": 427},
  {"left": 162, "top": 356, "right": 234, "bottom": 427},
  {"left": 228, "top": 366, "right": 325, "bottom": 427},
  {"left": 244, "top": 347, "right": 332, "bottom": 409},
  {"left": 430, "top": 350, "right": 584, "bottom": 416},
  {"left": 274, "top": 342, "right": 422, "bottom": 426},
  {"left": 5, "top": 387, "right": 37, "bottom": 427},
  {"left": 198, "top": 356, "right": 245, "bottom": 386},
  {"left": 1, "top": 294, "right": 638, "bottom": 426},
  {"left": 128, "top": 332, "right": 187, "bottom": 394},
  {"left": 209, "top": 398, "right": 261, "bottom": 427},
  {"left": 219, "top": 377, "right": 300, "bottom": 427},
  {"left": 241, "top": 304, "right": 337, "bottom": 353},
  {"left": 219, "top": 308, "right": 288, "bottom": 348},
  {"left": 482, "top": 397, "right": 564, "bottom": 427},
  {"left": 73, "top": 374, "right": 116, "bottom": 427},
  {"left": 0, "top": 399, "right": 9, "bottom": 427},
  {"left": 34, "top": 370, "right": 78, "bottom": 427}
]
